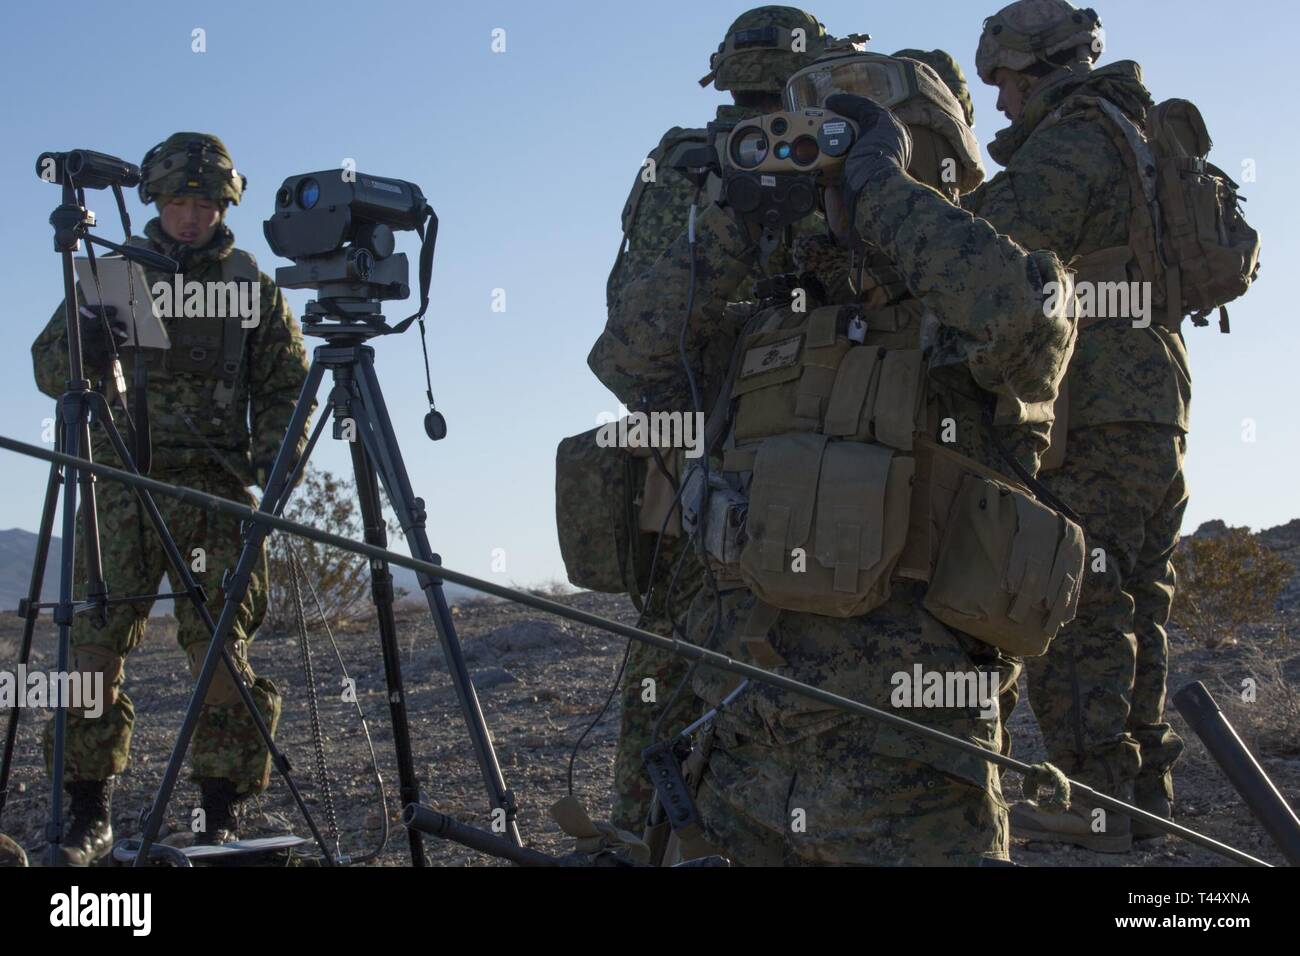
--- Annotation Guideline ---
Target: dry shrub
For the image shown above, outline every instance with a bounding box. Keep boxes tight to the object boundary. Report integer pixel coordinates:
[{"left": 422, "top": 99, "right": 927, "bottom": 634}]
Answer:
[
  {"left": 1173, "top": 528, "right": 1290, "bottom": 648},
  {"left": 1215, "top": 631, "right": 1300, "bottom": 757},
  {"left": 266, "top": 467, "right": 404, "bottom": 632}
]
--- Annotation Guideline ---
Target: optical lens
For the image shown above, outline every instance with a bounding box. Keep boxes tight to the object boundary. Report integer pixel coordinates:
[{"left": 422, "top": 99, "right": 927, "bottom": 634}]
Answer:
[
  {"left": 297, "top": 178, "right": 320, "bottom": 209},
  {"left": 732, "top": 129, "right": 768, "bottom": 169},
  {"left": 790, "top": 136, "right": 820, "bottom": 167}
]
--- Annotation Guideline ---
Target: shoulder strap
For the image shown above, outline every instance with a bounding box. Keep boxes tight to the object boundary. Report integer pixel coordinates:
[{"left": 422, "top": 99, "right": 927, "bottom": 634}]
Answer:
[
  {"left": 619, "top": 127, "right": 709, "bottom": 238},
  {"left": 213, "top": 248, "right": 261, "bottom": 409},
  {"left": 220, "top": 247, "right": 259, "bottom": 283},
  {"left": 1053, "top": 96, "right": 1180, "bottom": 328}
]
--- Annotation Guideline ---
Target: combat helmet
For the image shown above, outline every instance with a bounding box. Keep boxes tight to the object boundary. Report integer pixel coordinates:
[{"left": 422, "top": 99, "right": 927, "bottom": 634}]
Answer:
[
  {"left": 975, "top": 0, "right": 1103, "bottom": 85},
  {"left": 138, "top": 132, "right": 246, "bottom": 207},
  {"left": 700, "top": 6, "right": 831, "bottom": 92}
]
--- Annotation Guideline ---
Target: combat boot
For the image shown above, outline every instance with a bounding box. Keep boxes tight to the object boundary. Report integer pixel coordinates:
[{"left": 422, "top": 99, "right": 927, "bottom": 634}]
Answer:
[
  {"left": 1132, "top": 771, "right": 1174, "bottom": 841},
  {"left": 58, "top": 778, "right": 114, "bottom": 866},
  {"left": 197, "top": 777, "right": 244, "bottom": 845},
  {"left": 1010, "top": 788, "right": 1134, "bottom": 854}
]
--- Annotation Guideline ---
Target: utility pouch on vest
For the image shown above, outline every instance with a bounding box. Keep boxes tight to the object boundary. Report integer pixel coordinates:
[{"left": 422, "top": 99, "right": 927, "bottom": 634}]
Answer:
[
  {"left": 697, "top": 475, "right": 748, "bottom": 575},
  {"left": 922, "top": 474, "right": 1084, "bottom": 657},
  {"left": 738, "top": 432, "right": 914, "bottom": 617},
  {"left": 555, "top": 426, "right": 641, "bottom": 594}
]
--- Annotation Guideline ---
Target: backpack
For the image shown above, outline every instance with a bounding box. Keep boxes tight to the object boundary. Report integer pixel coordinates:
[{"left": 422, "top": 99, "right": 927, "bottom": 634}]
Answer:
[{"left": 1071, "top": 96, "right": 1261, "bottom": 332}]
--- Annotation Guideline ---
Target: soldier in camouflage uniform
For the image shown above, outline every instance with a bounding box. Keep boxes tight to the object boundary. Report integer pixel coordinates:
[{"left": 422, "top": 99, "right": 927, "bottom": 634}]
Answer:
[
  {"left": 604, "top": 6, "right": 834, "bottom": 834},
  {"left": 963, "top": 0, "right": 1188, "bottom": 851},
  {"left": 592, "top": 52, "right": 1079, "bottom": 863},
  {"left": 31, "top": 132, "right": 311, "bottom": 864}
]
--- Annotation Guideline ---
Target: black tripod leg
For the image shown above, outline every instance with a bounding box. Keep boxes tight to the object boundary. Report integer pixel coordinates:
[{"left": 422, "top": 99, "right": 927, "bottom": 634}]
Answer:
[
  {"left": 129, "top": 364, "right": 335, "bottom": 866},
  {"left": 0, "top": 459, "right": 62, "bottom": 822},
  {"left": 348, "top": 438, "right": 426, "bottom": 866},
  {"left": 352, "top": 354, "right": 522, "bottom": 847},
  {"left": 74, "top": 416, "right": 108, "bottom": 627},
  {"left": 46, "top": 393, "right": 94, "bottom": 866}
]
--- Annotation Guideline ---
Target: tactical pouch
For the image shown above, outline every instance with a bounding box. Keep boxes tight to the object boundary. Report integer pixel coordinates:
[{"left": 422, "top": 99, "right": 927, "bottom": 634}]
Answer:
[
  {"left": 696, "top": 475, "right": 748, "bottom": 576},
  {"left": 555, "top": 426, "right": 640, "bottom": 594},
  {"left": 738, "top": 432, "right": 914, "bottom": 617},
  {"left": 824, "top": 346, "right": 925, "bottom": 449},
  {"left": 922, "top": 474, "right": 1084, "bottom": 657},
  {"left": 167, "top": 317, "right": 226, "bottom": 375}
]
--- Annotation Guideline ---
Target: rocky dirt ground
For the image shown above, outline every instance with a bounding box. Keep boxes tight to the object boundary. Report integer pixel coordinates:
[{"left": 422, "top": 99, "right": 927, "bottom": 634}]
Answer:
[{"left": 1, "top": 521, "right": 1297, "bottom": 868}]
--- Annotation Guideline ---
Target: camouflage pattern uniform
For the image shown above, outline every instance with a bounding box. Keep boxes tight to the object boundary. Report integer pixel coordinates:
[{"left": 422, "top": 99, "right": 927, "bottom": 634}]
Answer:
[
  {"left": 965, "top": 9, "right": 1188, "bottom": 821},
  {"left": 33, "top": 161, "right": 310, "bottom": 796},
  {"left": 592, "top": 129, "right": 1076, "bottom": 864},
  {"left": 603, "top": 5, "right": 830, "bottom": 833}
]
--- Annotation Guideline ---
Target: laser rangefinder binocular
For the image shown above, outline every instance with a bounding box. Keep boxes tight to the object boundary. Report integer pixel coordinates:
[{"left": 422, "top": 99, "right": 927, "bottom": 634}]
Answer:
[
  {"left": 724, "top": 109, "right": 857, "bottom": 178},
  {"left": 719, "top": 109, "right": 857, "bottom": 236}
]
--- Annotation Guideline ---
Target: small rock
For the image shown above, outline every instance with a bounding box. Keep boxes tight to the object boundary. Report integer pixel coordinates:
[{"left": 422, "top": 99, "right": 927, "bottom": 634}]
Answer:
[
  {"left": 460, "top": 640, "right": 497, "bottom": 665},
  {"left": 523, "top": 735, "right": 546, "bottom": 749},
  {"left": 473, "top": 667, "right": 520, "bottom": 690},
  {"left": 482, "top": 620, "right": 569, "bottom": 656}
]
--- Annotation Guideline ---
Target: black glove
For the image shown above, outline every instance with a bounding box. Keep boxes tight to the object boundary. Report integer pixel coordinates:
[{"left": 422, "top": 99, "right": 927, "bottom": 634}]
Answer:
[
  {"left": 825, "top": 93, "right": 913, "bottom": 216},
  {"left": 77, "top": 305, "right": 127, "bottom": 370}
]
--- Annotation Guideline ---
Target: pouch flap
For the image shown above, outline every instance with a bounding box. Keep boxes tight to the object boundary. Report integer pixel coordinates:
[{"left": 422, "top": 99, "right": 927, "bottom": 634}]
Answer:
[
  {"left": 748, "top": 432, "right": 827, "bottom": 572},
  {"left": 812, "top": 442, "right": 892, "bottom": 591},
  {"left": 824, "top": 346, "right": 883, "bottom": 437},
  {"left": 1005, "top": 492, "right": 1060, "bottom": 622},
  {"left": 805, "top": 305, "right": 841, "bottom": 348},
  {"left": 872, "top": 348, "right": 925, "bottom": 451}
]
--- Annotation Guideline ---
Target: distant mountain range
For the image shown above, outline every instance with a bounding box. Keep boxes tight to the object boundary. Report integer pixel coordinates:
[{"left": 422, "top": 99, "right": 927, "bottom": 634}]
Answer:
[
  {"left": 0, "top": 528, "right": 61, "bottom": 611},
  {"left": 0, "top": 528, "right": 478, "bottom": 615}
]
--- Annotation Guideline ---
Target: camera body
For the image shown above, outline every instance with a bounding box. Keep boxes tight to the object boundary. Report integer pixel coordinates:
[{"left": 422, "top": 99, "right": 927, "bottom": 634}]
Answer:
[{"left": 264, "top": 171, "right": 430, "bottom": 305}]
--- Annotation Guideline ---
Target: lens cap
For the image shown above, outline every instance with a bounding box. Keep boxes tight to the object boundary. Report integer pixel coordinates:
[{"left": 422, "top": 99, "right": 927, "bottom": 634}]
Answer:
[{"left": 424, "top": 409, "right": 448, "bottom": 441}]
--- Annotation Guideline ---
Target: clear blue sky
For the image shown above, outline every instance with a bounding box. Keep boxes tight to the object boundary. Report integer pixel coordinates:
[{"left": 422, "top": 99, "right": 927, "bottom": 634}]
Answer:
[{"left": 1, "top": 0, "right": 1296, "bottom": 588}]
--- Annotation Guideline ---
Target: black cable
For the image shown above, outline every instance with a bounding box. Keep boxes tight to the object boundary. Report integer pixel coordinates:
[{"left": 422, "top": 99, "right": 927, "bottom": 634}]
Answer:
[
  {"left": 565, "top": 189, "right": 719, "bottom": 797},
  {"left": 656, "top": 199, "right": 727, "bottom": 745},
  {"left": 284, "top": 540, "right": 390, "bottom": 865},
  {"left": 564, "top": 471, "right": 691, "bottom": 796}
]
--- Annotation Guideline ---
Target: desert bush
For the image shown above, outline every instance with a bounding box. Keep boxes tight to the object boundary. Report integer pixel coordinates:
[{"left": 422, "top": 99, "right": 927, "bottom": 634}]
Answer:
[
  {"left": 1173, "top": 528, "right": 1291, "bottom": 648},
  {"left": 266, "top": 466, "right": 404, "bottom": 633},
  {"left": 525, "top": 578, "right": 579, "bottom": 600},
  {"left": 1215, "top": 631, "right": 1300, "bottom": 757}
]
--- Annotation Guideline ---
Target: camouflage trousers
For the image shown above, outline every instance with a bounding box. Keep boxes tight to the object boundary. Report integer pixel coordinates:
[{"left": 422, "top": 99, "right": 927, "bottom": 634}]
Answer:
[
  {"left": 1028, "top": 423, "right": 1187, "bottom": 795},
  {"left": 686, "top": 583, "right": 1019, "bottom": 865},
  {"left": 611, "top": 539, "right": 703, "bottom": 833},
  {"left": 43, "top": 466, "right": 280, "bottom": 795}
]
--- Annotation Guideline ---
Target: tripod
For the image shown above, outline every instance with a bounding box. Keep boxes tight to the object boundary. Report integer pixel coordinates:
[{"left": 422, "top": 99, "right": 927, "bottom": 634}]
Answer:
[
  {"left": 0, "top": 173, "right": 331, "bottom": 866},
  {"left": 132, "top": 312, "right": 522, "bottom": 867}
]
